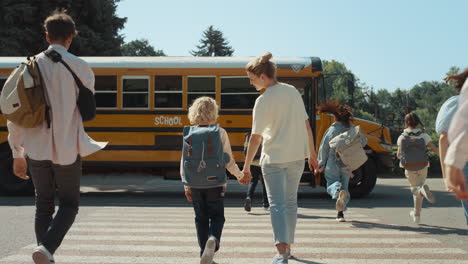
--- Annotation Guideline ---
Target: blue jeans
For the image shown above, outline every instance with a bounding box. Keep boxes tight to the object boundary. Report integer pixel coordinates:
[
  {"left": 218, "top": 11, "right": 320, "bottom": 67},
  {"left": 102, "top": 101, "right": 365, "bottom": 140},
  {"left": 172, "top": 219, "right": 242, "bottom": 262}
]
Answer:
[
  {"left": 191, "top": 187, "right": 225, "bottom": 256},
  {"left": 262, "top": 160, "right": 304, "bottom": 245},
  {"left": 324, "top": 156, "right": 351, "bottom": 210},
  {"left": 462, "top": 163, "right": 468, "bottom": 225}
]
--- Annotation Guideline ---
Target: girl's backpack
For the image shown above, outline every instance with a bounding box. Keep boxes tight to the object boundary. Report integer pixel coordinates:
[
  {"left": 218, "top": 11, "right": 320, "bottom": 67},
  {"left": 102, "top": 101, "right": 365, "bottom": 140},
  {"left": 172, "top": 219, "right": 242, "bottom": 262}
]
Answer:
[
  {"left": 181, "top": 124, "right": 230, "bottom": 188},
  {"left": 400, "top": 131, "right": 428, "bottom": 171},
  {"left": 329, "top": 125, "right": 368, "bottom": 171}
]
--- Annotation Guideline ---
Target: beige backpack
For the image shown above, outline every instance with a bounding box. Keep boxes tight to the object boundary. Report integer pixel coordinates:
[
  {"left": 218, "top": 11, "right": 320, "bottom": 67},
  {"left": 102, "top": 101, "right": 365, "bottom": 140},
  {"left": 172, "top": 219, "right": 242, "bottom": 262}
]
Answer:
[
  {"left": 329, "top": 125, "right": 368, "bottom": 172},
  {"left": 0, "top": 56, "right": 48, "bottom": 128}
]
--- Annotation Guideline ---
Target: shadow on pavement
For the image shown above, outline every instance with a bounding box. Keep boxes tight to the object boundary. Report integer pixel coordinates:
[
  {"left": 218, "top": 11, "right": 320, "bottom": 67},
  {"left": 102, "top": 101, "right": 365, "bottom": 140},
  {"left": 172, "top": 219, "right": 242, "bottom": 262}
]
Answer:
[{"left": 350, "top": 220, "right": 468, "bottom": 236}]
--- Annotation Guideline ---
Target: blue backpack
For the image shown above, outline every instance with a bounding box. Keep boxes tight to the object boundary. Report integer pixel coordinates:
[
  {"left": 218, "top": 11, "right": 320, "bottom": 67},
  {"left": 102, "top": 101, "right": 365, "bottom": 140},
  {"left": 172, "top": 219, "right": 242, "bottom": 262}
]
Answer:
[{"left": 181, "top": 124, "right": 230, "bottom": 188}]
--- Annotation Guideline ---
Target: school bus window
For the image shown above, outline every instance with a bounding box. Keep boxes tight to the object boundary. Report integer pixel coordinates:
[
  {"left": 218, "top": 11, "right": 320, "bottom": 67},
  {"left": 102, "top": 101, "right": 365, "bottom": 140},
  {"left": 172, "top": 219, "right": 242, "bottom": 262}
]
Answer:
[
  {"left": 0, "top": 77, "right": 6, "bottom": 93},
  {"left": 221, "top": 76, "right": 258, "bottom": 109},
  {"left": 95, "top": 75, "right": 117, "bottom": 108},
  {"left": 122, "top": 76, "right": 149, "bottom": 109},
  {"left": 278, "top": 77, "right": 311, "bottom": 107},
  {"left": 154, "top": 76, "right": 182, "bottom": 108},
  {"left": 187, "top": 76, "right": 215, "bottom": 105}
]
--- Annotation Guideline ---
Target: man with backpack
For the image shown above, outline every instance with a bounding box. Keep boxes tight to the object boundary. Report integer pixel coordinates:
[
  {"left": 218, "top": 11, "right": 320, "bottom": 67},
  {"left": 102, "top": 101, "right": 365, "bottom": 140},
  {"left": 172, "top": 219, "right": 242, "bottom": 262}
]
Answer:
[
  {"left": 4, "top": 10, "right": 106, "bottom": 264},
  {"left": 397, "top": 113, "right": 438, "bottom": 224}
]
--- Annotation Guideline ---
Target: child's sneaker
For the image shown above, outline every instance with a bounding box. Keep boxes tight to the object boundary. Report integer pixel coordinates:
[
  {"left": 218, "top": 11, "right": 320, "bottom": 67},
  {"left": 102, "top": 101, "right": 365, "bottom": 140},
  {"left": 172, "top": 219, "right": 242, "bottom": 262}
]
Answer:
[
  {"left": 32, "top": 245, "right": 54, "bottom": 264},
  {"left": 420, "top": 184, "right": 436, "bottom": 204},
  {"left": 244, "top": 197, "right": 252, "bottom": 212},
  {"left": 336, "top": 190, "right": 347, "bottom": 211},
  {"left": 272, "top": 253, "right": 288, "bottom": 264},
  {"left": 200, "top": 236, "right": 216, "bottom": 264},
  {"left": 410, "top": 210, "right": 420, "bottom": 224},
  {"left": 336, "top": 211, "right": 346, "bottom": 222}
]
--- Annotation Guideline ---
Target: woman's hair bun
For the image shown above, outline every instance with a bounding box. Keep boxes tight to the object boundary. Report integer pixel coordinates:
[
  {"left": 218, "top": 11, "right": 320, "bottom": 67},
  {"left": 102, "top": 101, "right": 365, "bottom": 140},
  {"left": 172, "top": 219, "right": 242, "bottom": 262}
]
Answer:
[{"left": 260, "top": 52, "right": 273, "bottom": 63}]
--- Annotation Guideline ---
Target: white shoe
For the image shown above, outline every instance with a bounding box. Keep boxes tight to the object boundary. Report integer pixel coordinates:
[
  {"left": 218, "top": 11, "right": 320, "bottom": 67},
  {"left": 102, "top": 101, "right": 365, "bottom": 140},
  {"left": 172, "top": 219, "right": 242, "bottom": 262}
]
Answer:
[
  {"left": 410, "top": 210, "right": 420, "bottom": 224},
  {"left": 200, "top": 236, "right": 216, "bottom": 264},
  {"left": 32, "top": 245, "right": 54, "bottom": 264},
  {"left": 336, "top": 190, "right": 348, "bottom": 212},
  {"left": 420, "top": 185, "right": 436, "bottom": 204}
]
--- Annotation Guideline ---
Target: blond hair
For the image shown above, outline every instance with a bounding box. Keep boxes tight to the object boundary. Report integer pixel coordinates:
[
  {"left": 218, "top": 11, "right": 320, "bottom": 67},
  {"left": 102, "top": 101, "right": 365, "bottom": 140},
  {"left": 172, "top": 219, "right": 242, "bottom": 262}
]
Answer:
[
  {"left": 245, "top": 52, "right": 277, "bottom": 78},
  {"left": 188, "top": 97, "right": 219, "bottom": 125}
]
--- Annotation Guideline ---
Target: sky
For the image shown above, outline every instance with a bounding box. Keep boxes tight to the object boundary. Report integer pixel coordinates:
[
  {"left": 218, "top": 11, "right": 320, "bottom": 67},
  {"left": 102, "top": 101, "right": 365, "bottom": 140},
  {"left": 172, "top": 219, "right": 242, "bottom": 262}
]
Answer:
[{"left": 116, "top": 0, "right": 467, "bottom": 92}]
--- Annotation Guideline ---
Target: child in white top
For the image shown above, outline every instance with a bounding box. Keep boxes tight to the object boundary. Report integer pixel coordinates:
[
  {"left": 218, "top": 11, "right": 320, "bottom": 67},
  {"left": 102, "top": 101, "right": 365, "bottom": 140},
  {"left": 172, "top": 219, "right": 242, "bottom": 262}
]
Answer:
[{"left": 397, "top": 113, "right": 438, "bottom": 224}]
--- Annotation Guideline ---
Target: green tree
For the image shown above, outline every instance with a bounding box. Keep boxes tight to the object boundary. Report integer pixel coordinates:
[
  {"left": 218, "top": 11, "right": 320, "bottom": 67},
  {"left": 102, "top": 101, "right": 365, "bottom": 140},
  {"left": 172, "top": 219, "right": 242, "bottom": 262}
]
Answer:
[
  {"left": 0, "top": 0, "right": 126, "bottom": 56},
  {"left": 322, "top": 60, "right": 375, "bottom": 120},
  {"left": 122, "top": 39, "right": 166, "bottom": 56},
  {"left": 191, "top": 25, "right": 234, "bottom": 56}
]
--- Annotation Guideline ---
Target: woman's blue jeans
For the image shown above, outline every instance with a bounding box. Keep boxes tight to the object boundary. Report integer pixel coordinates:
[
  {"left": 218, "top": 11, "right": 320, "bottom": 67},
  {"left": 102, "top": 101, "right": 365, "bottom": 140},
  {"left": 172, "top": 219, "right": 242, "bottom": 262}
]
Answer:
[
  {"left": 262, "top": 159, "right": 304, "bottom": 245},
  {"left": 324, "top": 156, "right": 351, "bottom": 210}
]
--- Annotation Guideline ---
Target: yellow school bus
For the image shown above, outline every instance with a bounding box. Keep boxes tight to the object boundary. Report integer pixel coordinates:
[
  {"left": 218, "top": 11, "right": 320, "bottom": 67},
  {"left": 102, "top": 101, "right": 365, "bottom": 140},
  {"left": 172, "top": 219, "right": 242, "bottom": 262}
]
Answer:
[{"left": 0, "top": 56, "right": 393, "bottom": 196}]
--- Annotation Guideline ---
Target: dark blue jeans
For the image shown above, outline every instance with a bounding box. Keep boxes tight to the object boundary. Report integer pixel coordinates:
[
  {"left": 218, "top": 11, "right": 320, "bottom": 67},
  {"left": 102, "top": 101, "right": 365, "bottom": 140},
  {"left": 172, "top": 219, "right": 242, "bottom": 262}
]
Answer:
[
  {"left": 191, "top": 186, "right": 225, "bottom": 256},
  {"left": 27, "top": 156, "right": 81, "bottom": 254},
  {"left": 246, "top": 166, "right": 269, "bottom": 208}
]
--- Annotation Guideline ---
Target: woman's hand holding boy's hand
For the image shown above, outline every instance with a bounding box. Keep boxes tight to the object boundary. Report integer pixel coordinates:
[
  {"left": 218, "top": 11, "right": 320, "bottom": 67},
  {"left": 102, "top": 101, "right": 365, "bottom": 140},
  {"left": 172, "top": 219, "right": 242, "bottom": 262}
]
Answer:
[
  {"left": 238, "top": 170, "right": 252, "bottom": 185},
  {"left": 308, "top": 153, "right": 319, "bottom": 173}
]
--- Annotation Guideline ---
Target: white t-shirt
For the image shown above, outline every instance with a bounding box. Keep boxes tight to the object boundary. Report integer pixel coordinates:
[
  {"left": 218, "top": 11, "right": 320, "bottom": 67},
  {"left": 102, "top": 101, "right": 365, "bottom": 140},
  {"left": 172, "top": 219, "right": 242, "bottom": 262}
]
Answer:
[
  {"left": 446, "top": 80, "right": 468, "bottom": 169},
  {"left": 397, "top": 128, "right": 431, "bottom": 168},
  {"left": 252, "top": 82, "right": 310, "bottom": 165}
]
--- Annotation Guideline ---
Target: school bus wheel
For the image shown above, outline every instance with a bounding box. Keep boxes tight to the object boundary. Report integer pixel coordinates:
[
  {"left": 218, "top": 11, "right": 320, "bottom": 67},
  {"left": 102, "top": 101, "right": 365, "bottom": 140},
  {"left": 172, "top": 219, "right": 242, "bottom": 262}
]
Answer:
[{"left": 349, "top": 157, "right": 377, "bottom": 198}]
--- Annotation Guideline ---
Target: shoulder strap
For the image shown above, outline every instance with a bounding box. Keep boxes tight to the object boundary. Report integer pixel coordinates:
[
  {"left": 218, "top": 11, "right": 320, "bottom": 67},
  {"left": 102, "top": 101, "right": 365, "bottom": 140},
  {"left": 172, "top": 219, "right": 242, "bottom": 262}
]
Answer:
[
  {"left": 29, "top": 55, "right": 51, "bottom": 128},
  {"left": 407, "top": 131, "right": 422, "bottom": 137},
  {"left": 44, "top": 50, "right": 87, "bottom": 95}
]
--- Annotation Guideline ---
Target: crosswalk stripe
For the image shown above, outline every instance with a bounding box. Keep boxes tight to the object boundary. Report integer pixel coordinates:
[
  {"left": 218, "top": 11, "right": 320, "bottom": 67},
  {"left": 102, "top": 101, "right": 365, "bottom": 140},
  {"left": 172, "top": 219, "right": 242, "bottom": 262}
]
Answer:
[
  {"left": 62, "top": 235, "right": 442, "bottom": 243},
  {"left": 22, "top": 243, "right": 467, "bottom": 254},
  {"left": 81, "top": 218, "right": 384, "bottom": 224},
  {"left": 3, "top": 254, "right": 468, "bottom": 263},
  {"left": 73, "top": 222, "right": 388, "bottom": 228},
  {"left": 84, "top": 215, "right": 383, "bottom": 222},
  {"left": 67, "top": 226, "right": 420, "bottom": 235}
]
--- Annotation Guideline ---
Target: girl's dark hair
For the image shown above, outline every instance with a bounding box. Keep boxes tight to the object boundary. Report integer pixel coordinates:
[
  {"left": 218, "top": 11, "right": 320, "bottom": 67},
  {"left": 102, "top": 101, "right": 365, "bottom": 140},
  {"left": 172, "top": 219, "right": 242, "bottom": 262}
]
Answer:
[
  {"left": 245, "top": 52, "right": 277, "bottom": 78},
  {"left": 404, "top": 112, "right": 423, "bottom": 128},
  {"left": 318, "top": 101, "right": 353, "bottom": 125},
  {"left": 444, "top": 68, "right": 468, "bottom": 93},
  {"left": 43, "top": 9, "right": 78, "bottom": 41}
]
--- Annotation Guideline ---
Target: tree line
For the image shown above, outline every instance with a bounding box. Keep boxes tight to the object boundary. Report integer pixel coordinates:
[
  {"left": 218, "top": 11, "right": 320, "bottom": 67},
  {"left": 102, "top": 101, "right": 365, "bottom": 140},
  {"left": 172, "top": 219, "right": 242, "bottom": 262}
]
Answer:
[{"left": 0, "top": 0, "right": 460, "bottom": 146}]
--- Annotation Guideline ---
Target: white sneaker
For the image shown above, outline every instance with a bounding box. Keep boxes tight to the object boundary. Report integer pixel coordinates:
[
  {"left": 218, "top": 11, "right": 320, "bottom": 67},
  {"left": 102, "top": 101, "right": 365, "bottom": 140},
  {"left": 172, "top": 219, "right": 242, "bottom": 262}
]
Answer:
[
  {"left": 32, "top": 245, "right": 54, "bottom": 264},
  {"left": 336, "top": 190, "right": 348, "bottom": 212},
  {"left": 410, "top": 210, "right": 420, "bottom": 224},
  {"left": 420, "top": 185, "right": 436, "bottom": 204},
  {"left": 200, "top": 236, "right": 216, "bottom": 264}
]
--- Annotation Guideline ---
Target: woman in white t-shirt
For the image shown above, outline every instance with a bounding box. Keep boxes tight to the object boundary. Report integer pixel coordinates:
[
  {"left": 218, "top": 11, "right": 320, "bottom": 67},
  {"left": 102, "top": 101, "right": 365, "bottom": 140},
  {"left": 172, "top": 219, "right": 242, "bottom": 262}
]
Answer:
[
  {"left": 436, "top": 69, "right": 468, "bottom": 224},
  {"left": 397, "top": 113, "right": 438, "bottom": 224},
  {"left": 242, "top": 52, "right": 319, "bottom": 264}
]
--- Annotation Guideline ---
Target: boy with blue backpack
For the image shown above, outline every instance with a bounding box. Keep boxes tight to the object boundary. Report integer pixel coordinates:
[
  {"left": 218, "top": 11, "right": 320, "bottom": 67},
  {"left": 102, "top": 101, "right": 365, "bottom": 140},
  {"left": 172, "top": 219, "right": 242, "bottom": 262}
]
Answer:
[
  {"left": 397, "top": 113, "right": 439, "bottom": 224},
  {"left": 181, "top": 96, "right": 250, "bottom": 264}
]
